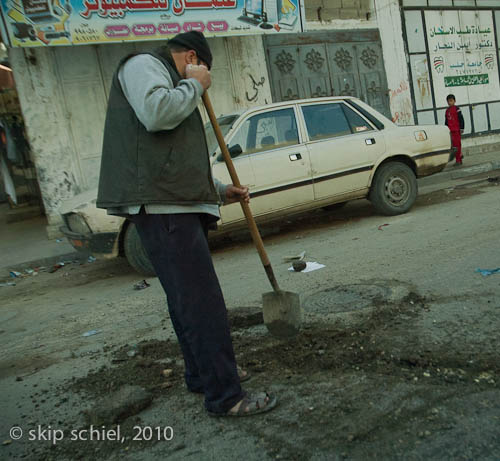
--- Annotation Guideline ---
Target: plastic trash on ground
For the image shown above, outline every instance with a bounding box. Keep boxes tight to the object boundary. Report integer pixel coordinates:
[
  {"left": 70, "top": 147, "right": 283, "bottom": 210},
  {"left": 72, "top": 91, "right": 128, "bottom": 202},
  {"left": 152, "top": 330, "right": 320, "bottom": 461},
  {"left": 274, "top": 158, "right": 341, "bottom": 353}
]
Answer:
[
  {"left": 0, "top": 282, "right": 16, "bottom": 287},
  {"left": 475, "top": 267, "right": 500, "bottom": 276},
  {"left": 283, "top": 251, "right": 306, "bottom": 263},
  {"left": 49, "top": 263, "right": 65, "bottom": 273},
  {"left": 134, "top": 280, "right": 151, "bottom": 290},
  {"left": 82, "top": 330, "right": 100, "bottom": 337}
]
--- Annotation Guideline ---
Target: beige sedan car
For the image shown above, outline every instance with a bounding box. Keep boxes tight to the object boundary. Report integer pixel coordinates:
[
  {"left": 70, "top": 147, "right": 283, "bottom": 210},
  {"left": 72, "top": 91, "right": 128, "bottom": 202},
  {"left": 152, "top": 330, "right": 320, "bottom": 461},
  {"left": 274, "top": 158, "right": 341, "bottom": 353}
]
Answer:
[{"left": 60, "top": 96, "right": 451, "bottom": 275}]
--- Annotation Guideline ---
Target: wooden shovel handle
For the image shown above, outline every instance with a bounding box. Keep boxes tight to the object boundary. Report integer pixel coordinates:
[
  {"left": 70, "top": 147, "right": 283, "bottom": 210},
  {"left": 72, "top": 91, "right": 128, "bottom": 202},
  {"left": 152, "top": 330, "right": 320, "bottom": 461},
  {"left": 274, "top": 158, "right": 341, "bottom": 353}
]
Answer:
[{"left": 202, "top": 92, "right": 280, "bottom": 292}]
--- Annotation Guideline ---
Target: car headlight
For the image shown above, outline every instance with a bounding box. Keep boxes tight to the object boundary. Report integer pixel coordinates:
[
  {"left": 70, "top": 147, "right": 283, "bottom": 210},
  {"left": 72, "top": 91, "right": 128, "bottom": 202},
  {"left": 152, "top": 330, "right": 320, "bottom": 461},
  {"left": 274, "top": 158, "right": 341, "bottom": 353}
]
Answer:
[{"left": 66, "top": 213, "right": 91, "bottom": 234}]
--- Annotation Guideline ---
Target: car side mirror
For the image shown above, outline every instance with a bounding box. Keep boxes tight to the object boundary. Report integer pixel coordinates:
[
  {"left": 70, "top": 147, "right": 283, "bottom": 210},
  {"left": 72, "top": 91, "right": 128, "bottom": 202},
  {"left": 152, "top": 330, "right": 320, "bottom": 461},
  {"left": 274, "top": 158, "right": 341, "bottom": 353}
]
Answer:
[{"left": 217, "top": 144, "right": 243, "bottom": 162}]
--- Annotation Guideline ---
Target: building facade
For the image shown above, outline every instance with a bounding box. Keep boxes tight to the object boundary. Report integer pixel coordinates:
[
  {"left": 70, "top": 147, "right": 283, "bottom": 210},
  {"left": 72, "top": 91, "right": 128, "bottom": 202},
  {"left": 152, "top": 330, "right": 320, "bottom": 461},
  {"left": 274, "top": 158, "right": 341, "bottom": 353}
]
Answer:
[
  {"left": 402, "top": 0, "right": 500, "bottom": 142},
  {"left": 2, "top": 0, "right": 499, "bottom": 236}
]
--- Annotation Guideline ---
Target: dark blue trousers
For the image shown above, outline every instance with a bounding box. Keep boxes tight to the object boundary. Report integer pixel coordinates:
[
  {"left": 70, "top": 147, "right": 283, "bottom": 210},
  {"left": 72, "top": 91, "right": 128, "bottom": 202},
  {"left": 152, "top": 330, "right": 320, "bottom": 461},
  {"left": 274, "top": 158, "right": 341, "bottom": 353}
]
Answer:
[{"left": 130, "top": 211, "right": 245, "bottom": 414}]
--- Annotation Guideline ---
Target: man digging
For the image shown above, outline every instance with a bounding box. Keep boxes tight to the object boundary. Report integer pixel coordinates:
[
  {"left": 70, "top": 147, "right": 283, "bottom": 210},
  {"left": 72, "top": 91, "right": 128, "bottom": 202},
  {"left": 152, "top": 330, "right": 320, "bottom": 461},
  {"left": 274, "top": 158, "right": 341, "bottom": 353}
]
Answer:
[{"left": 96, "top": 31, "right": 277, "bottom": 417}]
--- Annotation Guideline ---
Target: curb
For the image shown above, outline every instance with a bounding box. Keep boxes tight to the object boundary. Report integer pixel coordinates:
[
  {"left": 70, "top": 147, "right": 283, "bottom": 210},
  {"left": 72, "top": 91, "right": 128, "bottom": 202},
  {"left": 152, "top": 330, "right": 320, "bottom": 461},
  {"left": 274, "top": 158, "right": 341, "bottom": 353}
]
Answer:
[
  {"left": 1, "top": 251, "right": 80, "bottom": 279},
  {"left": 421, "top": 159, "right": 500, "bottom": 185},
  {"left": 450, "top": 161, "right": 500, "bottom": 180}
]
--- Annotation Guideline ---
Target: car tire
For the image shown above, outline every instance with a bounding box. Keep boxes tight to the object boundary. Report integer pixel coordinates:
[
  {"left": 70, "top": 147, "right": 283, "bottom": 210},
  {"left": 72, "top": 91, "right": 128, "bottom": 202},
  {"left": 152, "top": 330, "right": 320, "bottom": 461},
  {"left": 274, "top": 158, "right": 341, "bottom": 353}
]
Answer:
[
  {"left": 323, "top": 201, "right": 347, "bottom": 212},
  {"left": 369, "top": 162, "right": 417, "bottom": 216},
  {"left": 124, "top": 223, "right": 156, "bottom": 277}
]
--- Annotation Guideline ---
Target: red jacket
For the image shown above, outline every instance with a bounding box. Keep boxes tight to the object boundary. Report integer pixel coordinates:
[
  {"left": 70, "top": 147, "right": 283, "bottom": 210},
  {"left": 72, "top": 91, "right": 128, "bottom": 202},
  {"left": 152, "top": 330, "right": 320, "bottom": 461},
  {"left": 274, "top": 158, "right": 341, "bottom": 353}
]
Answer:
[{"left": 445, "top": 106, "right": 465, "bottom": 132}]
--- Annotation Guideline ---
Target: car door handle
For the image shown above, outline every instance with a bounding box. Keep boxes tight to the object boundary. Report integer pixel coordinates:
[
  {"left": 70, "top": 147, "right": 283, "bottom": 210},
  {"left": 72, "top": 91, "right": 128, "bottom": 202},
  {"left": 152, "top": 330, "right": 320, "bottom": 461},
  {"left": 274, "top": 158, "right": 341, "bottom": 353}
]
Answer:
[
  {"left": 289, "top": 153, "right": 302, "bottom": 161},
  {"left": 365, "top": 138, "right": 376, "bottom": 145}
]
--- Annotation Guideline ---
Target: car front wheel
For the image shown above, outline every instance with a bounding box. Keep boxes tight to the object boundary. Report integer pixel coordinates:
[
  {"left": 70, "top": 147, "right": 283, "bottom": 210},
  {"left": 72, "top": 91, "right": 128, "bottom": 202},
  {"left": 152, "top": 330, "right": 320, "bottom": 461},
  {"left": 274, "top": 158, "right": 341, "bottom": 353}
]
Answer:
[
  {"left": 369, "top": 162, "right": 417, "bottom": 216},
  {"left": 124, "top": 223, "right": 156, "bottom": 277}
]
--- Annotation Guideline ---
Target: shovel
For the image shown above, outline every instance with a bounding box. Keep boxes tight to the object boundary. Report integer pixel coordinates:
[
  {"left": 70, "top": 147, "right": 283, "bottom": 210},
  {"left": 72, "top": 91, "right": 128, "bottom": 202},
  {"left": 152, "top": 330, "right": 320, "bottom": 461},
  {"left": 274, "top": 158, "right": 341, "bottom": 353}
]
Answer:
[{"left": 202, "top": 92, "right": 302, "bottom": 338}]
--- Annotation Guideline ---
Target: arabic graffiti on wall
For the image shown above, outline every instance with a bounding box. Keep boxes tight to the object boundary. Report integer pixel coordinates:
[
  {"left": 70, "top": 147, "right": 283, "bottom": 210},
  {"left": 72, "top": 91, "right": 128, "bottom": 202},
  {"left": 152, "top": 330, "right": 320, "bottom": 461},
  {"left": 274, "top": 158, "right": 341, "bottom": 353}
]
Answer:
[
  {"left": 425, "top": 9, "right": 500, "bottom": 105},
  {"left": 389, "top": 80, "right": 413, "bottom": 125},
  {"left": 0, "top": 0, "right": 304, "bottom": 47},
  {"left": 245, "top": 74, "right": 266, "bottom": 102}
]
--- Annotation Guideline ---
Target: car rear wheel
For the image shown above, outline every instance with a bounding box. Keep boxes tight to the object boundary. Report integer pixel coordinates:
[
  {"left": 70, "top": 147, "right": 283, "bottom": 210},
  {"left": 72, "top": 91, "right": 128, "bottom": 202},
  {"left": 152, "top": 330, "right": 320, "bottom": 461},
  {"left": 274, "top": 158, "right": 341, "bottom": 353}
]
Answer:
[
  {"left": 369, "top": 162, "right": 417, "bottom": 216},
  {"left": 124, "top": 223, "right": 156, "bottom": 277}
]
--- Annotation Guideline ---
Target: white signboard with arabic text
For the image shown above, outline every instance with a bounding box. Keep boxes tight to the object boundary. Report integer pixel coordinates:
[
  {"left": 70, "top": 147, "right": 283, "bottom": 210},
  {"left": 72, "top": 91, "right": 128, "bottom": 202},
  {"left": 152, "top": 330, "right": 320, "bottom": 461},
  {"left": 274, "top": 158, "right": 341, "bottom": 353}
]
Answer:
[{"left": 426, "top": 9, "right": 499, "bottom": 106}]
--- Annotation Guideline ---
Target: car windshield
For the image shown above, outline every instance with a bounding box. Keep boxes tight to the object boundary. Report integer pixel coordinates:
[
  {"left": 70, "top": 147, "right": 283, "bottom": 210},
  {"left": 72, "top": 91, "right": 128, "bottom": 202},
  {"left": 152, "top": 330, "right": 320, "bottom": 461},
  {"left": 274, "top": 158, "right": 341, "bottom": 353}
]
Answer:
[{"left": 204, "top": 115, "right": 239, "bottom": 155}]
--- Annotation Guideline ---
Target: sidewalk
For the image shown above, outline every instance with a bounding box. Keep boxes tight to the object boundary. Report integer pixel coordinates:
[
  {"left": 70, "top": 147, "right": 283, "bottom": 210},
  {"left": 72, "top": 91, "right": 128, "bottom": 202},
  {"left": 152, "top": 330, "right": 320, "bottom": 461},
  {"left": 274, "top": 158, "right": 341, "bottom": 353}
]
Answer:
[
  {"left": 0, "top": 204, "right": 77, "bottom": 278},
  {"left": 418, "top": 149, "right": 500, "bottom": 193}
]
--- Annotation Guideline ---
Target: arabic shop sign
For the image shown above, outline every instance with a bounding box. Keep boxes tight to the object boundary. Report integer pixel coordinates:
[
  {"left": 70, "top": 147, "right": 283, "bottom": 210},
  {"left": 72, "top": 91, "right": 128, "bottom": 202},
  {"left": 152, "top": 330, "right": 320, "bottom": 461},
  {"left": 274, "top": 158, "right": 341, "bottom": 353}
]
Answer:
[
  {"left": 444, "top": 74, "right": 489, "bottom": 87},
  {"left": 0, "top": 0, "right": 304, "bottom": 47},
  {"left": 429, "top": 24, "right": 494, "bottom": 49},
  {"left": 425, "top": 10, "right": 500, "bottom": 105}
]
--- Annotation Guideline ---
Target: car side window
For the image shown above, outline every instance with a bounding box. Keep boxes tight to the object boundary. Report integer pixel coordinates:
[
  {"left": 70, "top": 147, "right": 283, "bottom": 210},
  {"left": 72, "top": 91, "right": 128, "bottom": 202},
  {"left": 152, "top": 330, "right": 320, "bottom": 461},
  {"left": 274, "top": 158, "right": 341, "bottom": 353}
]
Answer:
[
  {"left": 228, "top": 108, "right": 299, "bottom": 156},
  {"left": 302, "top": 103, "right": 351, "bottom": 141},
  {"left": 228, "top": 119, "right": 251, "bottom": 155},
  {"left": 342, "top": 105, "right": 373, "bottom": 133}
]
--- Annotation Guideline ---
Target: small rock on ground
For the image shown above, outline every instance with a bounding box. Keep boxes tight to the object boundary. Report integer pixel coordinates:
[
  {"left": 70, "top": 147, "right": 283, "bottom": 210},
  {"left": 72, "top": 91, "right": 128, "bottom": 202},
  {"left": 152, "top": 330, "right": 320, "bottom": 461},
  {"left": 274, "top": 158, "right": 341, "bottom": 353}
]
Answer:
[{"left": 85, "top": 385, "right": 152, "bottom": 425}]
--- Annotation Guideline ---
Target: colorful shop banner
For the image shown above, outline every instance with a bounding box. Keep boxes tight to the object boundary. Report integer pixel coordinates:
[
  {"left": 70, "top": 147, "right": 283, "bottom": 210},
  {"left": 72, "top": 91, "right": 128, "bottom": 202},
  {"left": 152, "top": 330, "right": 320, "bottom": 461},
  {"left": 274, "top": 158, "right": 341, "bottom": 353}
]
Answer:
[
  {"left": 425, "top": 9, "right": 500, "bottom": 105},
  {"left": 0, "top": 0, "right": 304, "bottom": 47}
]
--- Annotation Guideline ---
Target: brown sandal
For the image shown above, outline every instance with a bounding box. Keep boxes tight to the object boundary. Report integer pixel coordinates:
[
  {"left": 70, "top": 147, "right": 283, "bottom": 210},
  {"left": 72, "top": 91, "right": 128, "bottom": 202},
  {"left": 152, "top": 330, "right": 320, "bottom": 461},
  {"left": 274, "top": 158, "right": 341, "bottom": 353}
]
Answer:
[{"left": 209, "top": 392, "right": 277, "bottom": 417}]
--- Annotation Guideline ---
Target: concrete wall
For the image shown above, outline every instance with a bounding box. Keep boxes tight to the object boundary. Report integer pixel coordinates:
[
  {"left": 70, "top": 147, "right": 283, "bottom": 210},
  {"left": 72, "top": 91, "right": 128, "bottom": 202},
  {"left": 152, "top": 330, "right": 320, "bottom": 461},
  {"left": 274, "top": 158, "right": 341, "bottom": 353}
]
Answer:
[
  {"left": 224, "top": 36, "right": 272, "bottom": 109},
  {"left": 375, "top": 0, "right": 415, "bottom": 125},
  {"left": 199, "top": 35, "right": 272, "bottom": 122},
  {"left": 9, "top": 47, "right": 82, "bottom": 237},
  {"left": 305, "top": 0, "right": 373, "bottom": 22}
]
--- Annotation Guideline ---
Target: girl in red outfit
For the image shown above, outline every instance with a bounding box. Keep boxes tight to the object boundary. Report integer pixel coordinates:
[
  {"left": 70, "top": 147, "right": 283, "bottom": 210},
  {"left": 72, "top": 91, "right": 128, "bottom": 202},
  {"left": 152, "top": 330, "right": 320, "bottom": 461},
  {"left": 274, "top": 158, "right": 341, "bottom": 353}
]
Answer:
[{"left": 445, "top": 94, "right": 465, "bottom": 165}]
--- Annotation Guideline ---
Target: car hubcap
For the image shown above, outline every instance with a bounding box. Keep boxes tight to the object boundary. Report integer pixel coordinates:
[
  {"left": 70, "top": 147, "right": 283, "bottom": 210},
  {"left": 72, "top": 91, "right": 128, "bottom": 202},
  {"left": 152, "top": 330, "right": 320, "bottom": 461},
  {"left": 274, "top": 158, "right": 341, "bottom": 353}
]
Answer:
[{"left": 384, "top": 175, "right": 409, "bottom": 206}]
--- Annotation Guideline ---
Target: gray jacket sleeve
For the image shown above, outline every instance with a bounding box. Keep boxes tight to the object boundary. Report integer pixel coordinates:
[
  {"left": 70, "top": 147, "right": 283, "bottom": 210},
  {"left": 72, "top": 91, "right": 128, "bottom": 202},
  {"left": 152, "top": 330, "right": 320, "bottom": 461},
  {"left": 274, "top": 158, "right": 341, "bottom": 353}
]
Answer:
[
  {"left": 214, "top": 178, "right": 227, "bottom": 203},
  {"left": 118, "top": 54, "right": 204, "bottom": 132},
  {"left": 118, "top": 54, "right": 229, "bottom": 202}
]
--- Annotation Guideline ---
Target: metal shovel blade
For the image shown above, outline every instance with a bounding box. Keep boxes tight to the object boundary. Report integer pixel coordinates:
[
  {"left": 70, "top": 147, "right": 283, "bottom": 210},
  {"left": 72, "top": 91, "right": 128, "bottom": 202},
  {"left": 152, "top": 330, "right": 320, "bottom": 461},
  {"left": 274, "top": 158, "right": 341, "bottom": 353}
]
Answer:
[{"left": 262, "top": 290, "right": 302, "bottom": 338}]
